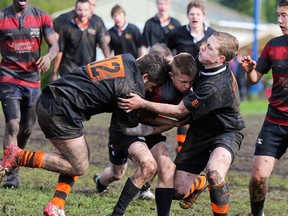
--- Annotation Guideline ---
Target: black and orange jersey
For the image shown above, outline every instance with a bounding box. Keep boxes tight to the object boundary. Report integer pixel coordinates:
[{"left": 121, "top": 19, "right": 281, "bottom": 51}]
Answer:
[
  {"left": 44, "top": 54, "right": 144, "bottom": 128},
  {"left": 141, "top": 15, "right": 181, "bottom": 48},
  {"left": 0, "top": 5, "right": 55, "bottom": 88},
  {"left": 108, "top": 23, "right": 142, "bottom": 58},
  {"left": 164, "top": 25, "right": 216, "bottom": 58},
  {"left": 183, "top": 64, "right": 245, "bottom": 139}
]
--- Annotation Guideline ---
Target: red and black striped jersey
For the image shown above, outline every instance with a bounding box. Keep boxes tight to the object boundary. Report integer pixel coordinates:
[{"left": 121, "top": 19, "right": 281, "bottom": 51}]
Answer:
[
  {"left": 0, "top": 5, "right": 55, "bottom": 88},
  {"left": 255, "top": 35, "right": 288, "bottom": 126}
]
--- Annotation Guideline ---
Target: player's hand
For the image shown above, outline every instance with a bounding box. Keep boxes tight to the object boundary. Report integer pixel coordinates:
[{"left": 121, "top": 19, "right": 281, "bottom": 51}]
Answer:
[
  {"left": 240, "top": 55, "right": 256, "bottom": 73},
  {"left": 36, "top": 55, "right": 51, "bottom": 73},
  {"left": 117, "top": 93, "right": 143, "bottom": 112},
  {"left": 175, "top": 117, "right": 189, "bottom": 127}
]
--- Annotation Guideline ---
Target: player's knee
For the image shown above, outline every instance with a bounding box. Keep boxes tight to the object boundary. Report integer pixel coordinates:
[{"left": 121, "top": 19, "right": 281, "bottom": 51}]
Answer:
[
  {"left": 206, "top": 169, "right": 223, "bottom": 186},
  {"left": 6, "top": 120, "right": 20, "bottom": 135},
  {"left": 250, "top": 175, "right": 267, "bottom": 188},
  {"left": 74, "top": 159, "right": 89, "bottom": 176},
  {"left": 142, "top": 159, "right": 157, "bottom": 180}
]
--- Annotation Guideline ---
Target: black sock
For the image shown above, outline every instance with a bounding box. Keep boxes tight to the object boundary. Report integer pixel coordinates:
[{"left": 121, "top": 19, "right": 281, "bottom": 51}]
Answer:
[
  {"left": 155, "top": 188, "right": 174, "bottom": 216},
  {"left": 251, "top": 199, "right": 265, "bottom": 216},
  {"left": 140, "top": 182, "right": 151, "bottom": 191},
  {"left": 112, "top": 178, "right": 140, "bottom": 216}
]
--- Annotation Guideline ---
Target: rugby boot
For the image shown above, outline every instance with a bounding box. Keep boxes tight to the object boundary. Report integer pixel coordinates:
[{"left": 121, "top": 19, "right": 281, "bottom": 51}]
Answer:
[
  {"left": 44, "top": 202, "right": 66, "bottom": 216},
  {"left": 0, "top": 144, "right": 22, "bottom": 183},
  {"left": 93, "top": 173, "right": 110, "bottom": 193},
  {"left": 179, "top": 173, "right": 207, "bottom": 209},
  {"left": 3, "top": 167, "right": 20, "bottom": 189}
]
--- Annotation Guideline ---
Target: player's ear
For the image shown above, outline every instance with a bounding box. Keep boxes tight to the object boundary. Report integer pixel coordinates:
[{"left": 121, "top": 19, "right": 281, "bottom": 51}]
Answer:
[{"left": 142, "top": 73, "right": 149, "bottom": 82}]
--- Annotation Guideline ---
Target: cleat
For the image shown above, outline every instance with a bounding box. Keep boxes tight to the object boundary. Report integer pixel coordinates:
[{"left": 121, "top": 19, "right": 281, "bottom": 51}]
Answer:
[
  {"left": 0, "top": 145, "right": 22, "bottom": 183},
  {"left": 138, "top": 187, "right": 155, "bottom": 200},
  {"left": 93, "top": 173, "right": 109, "bottom": 193},
  {"left": 3, "top": 168, "right": 19, "bottom": 189},
  {"left": 179, "top": 173, "right": 207, "bottom": 209},
  {"left": 44, "top": 202, "right": 66, "bottom": 216}
]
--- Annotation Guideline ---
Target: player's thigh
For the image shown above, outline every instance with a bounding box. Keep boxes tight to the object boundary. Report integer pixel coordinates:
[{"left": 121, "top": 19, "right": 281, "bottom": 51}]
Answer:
[{"left": 128, "top": 141, "right": 155, "bottom": 165}]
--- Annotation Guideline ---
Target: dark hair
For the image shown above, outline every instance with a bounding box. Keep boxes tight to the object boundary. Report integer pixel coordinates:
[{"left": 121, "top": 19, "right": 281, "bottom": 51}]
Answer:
[
  {"left": 111, "top": 4, "right": 126, "bottom": 17},
  {"left": 137, "top": 54, "right": 170, "bottom": 85},
  {"left": 76, "top": 0, "right": 90, "bottom": 7},
  {"left": 187, "top": 0, "right": 205, "bottom": 15},
  {"left": 278, "top": 0, "right": 288, "bottom": 7},
  {"left": 172, "top": 53, "right": 197, "bottom": 77}
]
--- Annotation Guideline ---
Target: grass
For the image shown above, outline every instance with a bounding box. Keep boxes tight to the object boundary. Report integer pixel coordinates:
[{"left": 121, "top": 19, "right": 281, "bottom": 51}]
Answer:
[
  {"left": 240, "top": 99, "right": 268, "bottom": 115},
  {"left": 0, "top": 99, "right": 288, "bottom": 216}
]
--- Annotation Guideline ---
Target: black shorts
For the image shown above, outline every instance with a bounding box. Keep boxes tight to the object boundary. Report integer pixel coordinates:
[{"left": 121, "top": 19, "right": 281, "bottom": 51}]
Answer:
[
  {"left": 108, "top": 128, "right": 146, "bottom": 165},
  {"left": 145, "top": 134, "right": 167, "bottom": 149},
  {"left": 254, "top": 120, "right": 288, "bottom": 159},
  {"left": 36, "top": 92, "right": 83, "bottom": 139},
  {"left": 175, "top": 130, "right": 244, "bottom": 174}
]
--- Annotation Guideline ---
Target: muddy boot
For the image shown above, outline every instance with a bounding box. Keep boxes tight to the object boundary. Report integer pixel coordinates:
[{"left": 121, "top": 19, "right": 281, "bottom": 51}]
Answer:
[{"left": 3, "top": 167, "right": 19, "bottom": 189}]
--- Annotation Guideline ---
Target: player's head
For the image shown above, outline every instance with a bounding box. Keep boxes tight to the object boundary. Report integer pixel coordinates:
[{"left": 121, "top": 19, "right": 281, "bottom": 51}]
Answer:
[
  {"left": 170, "top": 53, "right": 197, "bottom": 93},
  {"left": 277, "top": 0, "right": 288, "bottom": 35},
  {"left": 149, "top": 43, "right": 173, "bottom": 65},
  {"left": 137, "top": 54, "right": 170, "bottom": 92},
  {"left": 111, "top": 5, "right": 126, "bottom": 27},
  {"left": 198, "top": 31, "right": 239, "bottom": 67},
  {"left": 156, "top": 0, "right": 171, "bottom": 15},
  {"left": 89, "top": 0, "right": 96, "bottom": 14},
  {"left": 75, "top": 0, "right": 91, "bottom": 22},
  {"left": 186, "top": 0, "right": 206, "bottom": 28}
]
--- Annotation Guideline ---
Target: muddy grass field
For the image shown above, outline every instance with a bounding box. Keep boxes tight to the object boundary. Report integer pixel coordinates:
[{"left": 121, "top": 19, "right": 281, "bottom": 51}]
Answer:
[{"left": 0, "top": 112, "right": 288, "bottom": 215}]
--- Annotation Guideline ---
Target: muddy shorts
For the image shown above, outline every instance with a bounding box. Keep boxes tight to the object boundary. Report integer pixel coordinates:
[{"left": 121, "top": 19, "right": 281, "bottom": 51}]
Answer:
[
  {"left": 0, "top": 83, "right": 40, "bottom": 121},
  {"left": 175, "top": 130, "right": 244, "bottom": 174},
  {"left": 108, "top": 128, "right": 146, "bottom": 165},
  {"left": 145, "top": 134, "right": 167, "bottom": 149},
  {"left": 254, "top": 120, "right": 288, "bottom": 159},
  {"left": 36, "top": 92, "right": 83, "bottom": 139}
]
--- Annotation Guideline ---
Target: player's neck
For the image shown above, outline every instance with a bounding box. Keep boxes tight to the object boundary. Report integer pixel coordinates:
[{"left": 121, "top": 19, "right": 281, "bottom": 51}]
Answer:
[{"left": 157, "top": 13, "right": 169, "bottom": 22}]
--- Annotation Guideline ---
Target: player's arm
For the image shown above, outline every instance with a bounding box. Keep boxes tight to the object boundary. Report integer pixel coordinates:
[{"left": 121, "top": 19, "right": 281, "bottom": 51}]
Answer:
[
  {"left": 118, "top": 93, "right": 190, "bottom": 118},
  {"left": 241, "top": 55, "right": 263, "bottom": 84}
]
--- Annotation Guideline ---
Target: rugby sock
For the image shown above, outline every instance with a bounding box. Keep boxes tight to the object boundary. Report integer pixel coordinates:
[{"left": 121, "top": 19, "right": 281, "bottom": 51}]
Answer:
[
  {"left": 51, "top": 175, "right": 78, "bottom": 209},
  {"left": 15, "top": 150, "right": 44, "bottom": 168},
  {"left": 112, "top": 177, "right": 139, "bottom": 215},
  {"left": 155, "top": 188, "right": 174, "bottom": 216},
  {"left": 176, "top": 126, "right": 187, "bottom": 152},
  {"left": 140, "top": 182, "right": 150, "bottom": 192},
  {"left": 209, "top": 181, "right": 229, "bottom": 216},
  {"left": 183, "top": 174, "right": 207, "bottom": 199},
  {"left": 250, "top": 199, "right": 265, "bottom": 216}
]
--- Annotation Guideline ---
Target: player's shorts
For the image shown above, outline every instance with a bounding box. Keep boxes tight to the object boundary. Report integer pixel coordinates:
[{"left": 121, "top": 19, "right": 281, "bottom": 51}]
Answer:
[
  {"left": 175, "top": 130, "right": 244, "bottom": 174},
  {"left": 0, "top": 83, "right": 40, "bottom": 120},
  {"left": 145, "top": 134, "right": 167, "bottom": 149},
  {"left": 108, "top": 128, "right": 146, "bottom": 165},
  {"left": 254, "top": 120, "right": 288, "bottom": 159},
  {"left": 36, "top": 92, "right": 83, "bottom": 139}
]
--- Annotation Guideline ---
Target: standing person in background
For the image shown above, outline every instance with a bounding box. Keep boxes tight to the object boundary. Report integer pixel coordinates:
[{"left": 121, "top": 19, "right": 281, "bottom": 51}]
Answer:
[
  {"left": 51, "top": 0, "right": 110, "bottom": 81},
  {"left": 108, "top": 5, "right": 142, "bottom": 58},
  {"left": 139, "top": 0, "right": 181, "bottom": 56},
  {"left": 52, "top": 0, "right": 110, "bottom": 79},
  {"left": 164, "top": 0, "right": 216, "bottom": 153},
  {"left": 0, "top": 0, "right": 59, "bottom": 189},
  {"left": 241, "top": 1, "right": 288, "bottom": 215}
]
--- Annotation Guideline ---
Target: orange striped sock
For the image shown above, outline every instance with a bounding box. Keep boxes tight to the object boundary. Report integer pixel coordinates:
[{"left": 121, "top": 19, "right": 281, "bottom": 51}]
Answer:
[
  {"left": 184, "top": 174, "right": 207, "bottom": 199},
  {"left": 15, "top": 150, "right": 44, "bottom": 168},
  {"left": 209, "top": 181, "right": 229, "bottom": 216},
  {"left": 51, "top": 175, "right": 78, "bottom": 209}
]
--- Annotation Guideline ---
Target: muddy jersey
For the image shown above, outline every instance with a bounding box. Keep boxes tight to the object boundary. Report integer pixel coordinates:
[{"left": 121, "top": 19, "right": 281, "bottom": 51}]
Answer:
[
  {"left": 43, "top": 53, "right": 145, "bottom": 128},
  {"left": 108, "top": 22, "right": 141, "bottom": 58},
  {"left": 141, "top": 15, "right": 181, "bottom": 47},
  {"left": 0, "top": 5, "right": 55, "bottom": 88},
  {"left": 255, "top": 35, "right": 288, "bottom": 126},
  {"left": 164, "top": 25, "right": 216, "bottom": 57},
  {"left": 182, "top": 64, "right": 245, "bottom": 140}
]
